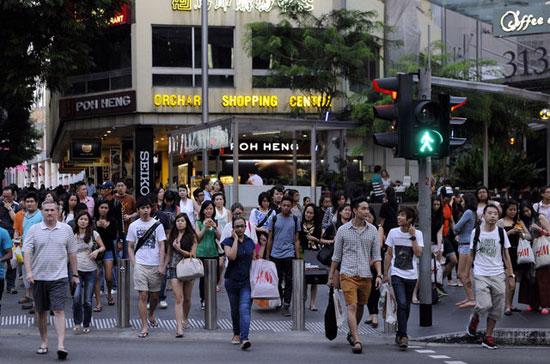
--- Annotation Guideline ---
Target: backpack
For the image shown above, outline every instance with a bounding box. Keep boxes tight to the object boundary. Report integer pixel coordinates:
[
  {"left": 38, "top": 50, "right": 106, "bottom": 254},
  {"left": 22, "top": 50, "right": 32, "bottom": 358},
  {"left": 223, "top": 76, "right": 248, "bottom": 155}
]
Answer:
[
  {"left": 271, "top": 214, "right": 299, "bottom": 242},
  {"left": 471, "top": 226, "right": 505, "bottom": 264}
]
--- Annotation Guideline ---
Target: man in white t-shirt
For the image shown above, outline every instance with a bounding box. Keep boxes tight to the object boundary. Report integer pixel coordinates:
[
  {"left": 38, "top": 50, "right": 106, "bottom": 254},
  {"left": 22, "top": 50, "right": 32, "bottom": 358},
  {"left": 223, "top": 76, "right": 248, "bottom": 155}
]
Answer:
[
  {"left": 384, "top": 207, "right": 424, "bottom": 351},
  {"left": 247, "top": 170, "right": 263, "bottom": 186},
  {"left": 127, "top": 197, "right": 166, "bottom": 338},
  {"left": 466, "top": 204, "right": 513, "bottom": 350}
]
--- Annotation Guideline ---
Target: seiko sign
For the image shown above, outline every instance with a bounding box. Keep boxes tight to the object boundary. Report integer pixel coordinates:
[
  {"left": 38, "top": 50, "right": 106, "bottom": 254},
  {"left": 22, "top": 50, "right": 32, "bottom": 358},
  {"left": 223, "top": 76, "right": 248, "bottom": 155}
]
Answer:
[
  {"left": 59, "top": 90, "right": 136, "bottom": 120},
  {"left": 493, "top": 3, "right": 550, "bottom": 37},
  {"left": 134, "top": 128, "right": 154, "bottom": 199},
  {"left": 139, "top": 151, "right": 151, "bottom": 196}
]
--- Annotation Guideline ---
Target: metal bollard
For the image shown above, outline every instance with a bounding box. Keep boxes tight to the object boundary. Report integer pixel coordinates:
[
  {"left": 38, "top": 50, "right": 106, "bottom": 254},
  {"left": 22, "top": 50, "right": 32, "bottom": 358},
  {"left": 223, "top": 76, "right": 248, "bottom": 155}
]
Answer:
[
  {"left": 116, "top": 259, "right": 131, "bottom": 328},
  {"left": 292, "top": 259, "right": 305, "bottom": 331},
  {"left": 204, "top": 258, "right": 218, "bottom": 330}
]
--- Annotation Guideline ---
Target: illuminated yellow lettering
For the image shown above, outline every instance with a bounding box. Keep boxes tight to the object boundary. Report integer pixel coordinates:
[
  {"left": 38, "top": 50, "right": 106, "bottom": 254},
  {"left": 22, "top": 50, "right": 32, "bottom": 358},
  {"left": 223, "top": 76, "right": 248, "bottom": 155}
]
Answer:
[
  {"left": 194, "top": 95, "right": 201, "bottom": 107},
  {"left": 162, "top": 95, "right": 170, "bottom": 106},
  {"left": 244, "top": 96, "right": 252, "bottom": 106},
  {"left": 177, "top": 95, "right": 186, "bottom": 106},
  {"left": 154, "top": 94, "right": 162, "bottom": 107},
  {"left": 252, "top": 95, "right": 259, "bottom": 106},
  {"left": 271, "top": 96, "right": 278, "bottom": 107},
  {"left": 169, "top": 95, "right": 177, "bottom": 106},
  {"left": 289, "top": 96, "right": 297, "bottom": 108},
  {"left": 237, "top": 96, "right": 244, "bottom": 107}
]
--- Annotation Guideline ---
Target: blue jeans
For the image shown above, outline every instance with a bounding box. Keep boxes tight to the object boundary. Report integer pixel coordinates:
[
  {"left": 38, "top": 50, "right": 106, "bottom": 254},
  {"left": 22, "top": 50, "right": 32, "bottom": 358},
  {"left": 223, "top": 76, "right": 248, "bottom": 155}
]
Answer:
[
  {"left": 391, "top": 275, "right": 417, "bottom": 338},
  {"left": 225, "top": 281, "right": 252, "bottom": 342},
  {"left": 73, "top": 270, "right": 97, "bottom": 327}
]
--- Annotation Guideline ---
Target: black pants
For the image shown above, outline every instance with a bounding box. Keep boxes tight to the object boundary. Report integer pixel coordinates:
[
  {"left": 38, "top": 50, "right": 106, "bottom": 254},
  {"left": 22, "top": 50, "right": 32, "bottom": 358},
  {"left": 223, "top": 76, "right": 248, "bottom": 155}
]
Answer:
[
  {"left": 0, "top": 278, "right": 4, "bottom": 315},
  {"left": 367, "top": 265, "right": 379, "bottom": 315},
  {"left": 5, "top": 264, "right": 16, "bottom": 290},
  {"left": 271, "top": 257, "right": 293, "bottom": 305}
]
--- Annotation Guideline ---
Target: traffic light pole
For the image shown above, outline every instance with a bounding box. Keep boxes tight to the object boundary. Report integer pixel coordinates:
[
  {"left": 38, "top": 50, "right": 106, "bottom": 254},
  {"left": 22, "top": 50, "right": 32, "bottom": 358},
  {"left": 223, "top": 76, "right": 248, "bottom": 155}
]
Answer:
[{"left": 418, "top": 68, "right": 433, "bottom": 327}]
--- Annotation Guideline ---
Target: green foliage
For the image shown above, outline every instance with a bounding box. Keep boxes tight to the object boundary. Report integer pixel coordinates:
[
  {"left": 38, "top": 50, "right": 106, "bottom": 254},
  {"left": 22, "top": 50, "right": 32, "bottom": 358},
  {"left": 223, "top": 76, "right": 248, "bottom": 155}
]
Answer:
[
  {"left": 246, "top": 9, "right": 383, "bottom": 116},
  {"left": 0, "top": 0, "right": 126, "bottom": 177},
  {"left": 451, "top": 147, "right": 543, "bottom": 189}
]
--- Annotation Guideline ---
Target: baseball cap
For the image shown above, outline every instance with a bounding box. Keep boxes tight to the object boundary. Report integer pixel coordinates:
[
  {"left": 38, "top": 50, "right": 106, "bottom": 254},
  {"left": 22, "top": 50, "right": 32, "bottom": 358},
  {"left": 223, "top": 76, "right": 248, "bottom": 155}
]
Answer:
[{"left": 100, "top": 181, "right": 114, "bottom": 189}]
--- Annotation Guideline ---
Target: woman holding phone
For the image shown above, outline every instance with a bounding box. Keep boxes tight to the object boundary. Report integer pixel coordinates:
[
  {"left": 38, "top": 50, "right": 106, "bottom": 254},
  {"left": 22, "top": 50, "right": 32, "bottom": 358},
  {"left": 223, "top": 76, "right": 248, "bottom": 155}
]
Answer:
[{"left": 221, "top": 216, "right": 257, "bottom": 350}]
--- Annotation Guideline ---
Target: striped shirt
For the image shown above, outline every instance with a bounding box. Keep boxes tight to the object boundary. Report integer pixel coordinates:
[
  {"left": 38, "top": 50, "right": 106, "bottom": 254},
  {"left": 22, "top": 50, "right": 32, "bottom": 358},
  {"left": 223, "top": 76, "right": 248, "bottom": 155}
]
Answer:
[
  {"left": 23, "top": 221, "right": 77, "bottom": 281},
  {"left": 332, "top": 221, "right": 381, "bottom": 278}
]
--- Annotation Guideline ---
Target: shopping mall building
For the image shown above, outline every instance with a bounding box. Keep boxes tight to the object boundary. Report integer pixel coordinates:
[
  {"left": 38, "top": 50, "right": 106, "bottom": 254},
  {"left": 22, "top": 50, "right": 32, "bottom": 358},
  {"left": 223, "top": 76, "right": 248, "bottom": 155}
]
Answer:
[{"left": 41, "top": 0, "right": 445, "bottom": 196}]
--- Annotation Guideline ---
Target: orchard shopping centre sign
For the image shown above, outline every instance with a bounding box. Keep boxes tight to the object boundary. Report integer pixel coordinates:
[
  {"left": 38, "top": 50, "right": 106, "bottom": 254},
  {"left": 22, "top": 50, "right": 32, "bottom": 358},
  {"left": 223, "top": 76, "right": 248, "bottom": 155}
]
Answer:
[
  {"left": 153, "top": 93, "right": 332, "bottom": 109},
  {"left": 493, "top": 2, "right": 550, "bottom": 37},
  {"left": 171, "top": 0, "right": 314, "bottom": 13}
]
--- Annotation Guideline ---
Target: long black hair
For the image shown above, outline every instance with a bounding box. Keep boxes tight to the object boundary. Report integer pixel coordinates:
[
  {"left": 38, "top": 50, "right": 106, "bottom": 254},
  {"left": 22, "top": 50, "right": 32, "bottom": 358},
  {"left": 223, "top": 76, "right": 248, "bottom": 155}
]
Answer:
[
  {"left": 501, "top": 199, "right": 520, "bottom": 223},
  {"left": 198, "top": 200, "right": 217, "bottom": 223},
  {"left": 167, "top": 212, "right": 197, "bottom": 249},
  {"left": 73, "top": 211, "right": 93, "bottom": 244},
  {"left": 63, "top": 192, "right": 78, "bottom": 217}
]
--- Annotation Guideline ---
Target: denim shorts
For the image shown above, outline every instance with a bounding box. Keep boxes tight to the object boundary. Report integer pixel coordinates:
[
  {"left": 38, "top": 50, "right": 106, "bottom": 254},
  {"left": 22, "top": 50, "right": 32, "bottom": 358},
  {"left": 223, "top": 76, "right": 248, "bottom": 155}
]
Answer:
[
  {"left": 458, "top": 244, "right": 471, "bottom": 255},
  {"left": 103, "top": 250, "right": 115, "bottom": 261}
]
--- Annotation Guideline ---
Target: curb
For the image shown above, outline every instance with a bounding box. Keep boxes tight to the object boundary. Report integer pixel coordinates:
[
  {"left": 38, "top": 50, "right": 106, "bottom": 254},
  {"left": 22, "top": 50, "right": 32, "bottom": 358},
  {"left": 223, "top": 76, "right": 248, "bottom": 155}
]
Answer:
[{"left": 415, "top": 328, "right": 550, "bottom": 346}]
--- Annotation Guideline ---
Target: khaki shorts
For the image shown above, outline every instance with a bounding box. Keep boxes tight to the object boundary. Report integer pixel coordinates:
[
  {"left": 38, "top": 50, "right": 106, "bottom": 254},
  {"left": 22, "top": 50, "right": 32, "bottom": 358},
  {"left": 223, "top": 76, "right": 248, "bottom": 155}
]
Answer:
[
  {"left": 474, "top": 273, "right": 505, "bottom": 321},
  {"left": 134, "top": 263, "right": 163, "bottom": 292},
  {"left": 340, "top": 275, "right": 372, "bottom": 305}
]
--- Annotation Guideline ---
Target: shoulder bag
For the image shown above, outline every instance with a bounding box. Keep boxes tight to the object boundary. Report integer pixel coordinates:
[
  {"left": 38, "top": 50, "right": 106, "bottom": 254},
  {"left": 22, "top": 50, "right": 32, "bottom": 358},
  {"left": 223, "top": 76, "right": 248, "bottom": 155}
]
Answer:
[{"left": 134, "top": 221, "right": 161, "bottom": 254}]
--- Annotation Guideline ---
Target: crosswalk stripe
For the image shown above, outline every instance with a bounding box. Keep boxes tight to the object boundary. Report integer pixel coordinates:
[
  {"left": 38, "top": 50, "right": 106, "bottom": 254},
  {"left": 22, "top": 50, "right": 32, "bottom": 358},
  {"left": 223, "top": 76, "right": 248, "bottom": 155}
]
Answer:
[
  {"left": 430, "top": 355, "right": 451, "bottom": 359},
  {"left": 416, "top": 349, "right": 436, "bottom": 353},
  {"left": 0, "top": 314, "right": 382, "bottom": 335},
  {"left": 444, "top": 361, "right": 468, "bottom": 364}
]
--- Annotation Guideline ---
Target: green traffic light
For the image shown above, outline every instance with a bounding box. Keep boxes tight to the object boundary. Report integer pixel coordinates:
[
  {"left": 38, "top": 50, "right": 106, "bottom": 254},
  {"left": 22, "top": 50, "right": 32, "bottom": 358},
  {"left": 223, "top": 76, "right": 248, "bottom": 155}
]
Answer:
[{"left": 417, "top": 129, "right": 443, "bottom": 155}]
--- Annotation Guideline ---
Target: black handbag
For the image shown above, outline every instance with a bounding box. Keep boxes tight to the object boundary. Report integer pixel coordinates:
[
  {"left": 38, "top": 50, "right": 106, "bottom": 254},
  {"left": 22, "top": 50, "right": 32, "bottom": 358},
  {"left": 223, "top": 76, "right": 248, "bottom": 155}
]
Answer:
[
  {"left": 324, "top": 287, "right": 338, "bottom": 341},
  {"left": 317, "top": 245, "right": 334, "bottom": 266}
]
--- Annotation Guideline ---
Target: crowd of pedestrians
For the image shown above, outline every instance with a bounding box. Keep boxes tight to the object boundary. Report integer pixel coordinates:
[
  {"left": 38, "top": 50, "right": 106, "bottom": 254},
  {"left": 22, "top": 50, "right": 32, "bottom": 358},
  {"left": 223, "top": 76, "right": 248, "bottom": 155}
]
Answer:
[{"left": 1, "top": 176, "right": 550, "bottom": 358}]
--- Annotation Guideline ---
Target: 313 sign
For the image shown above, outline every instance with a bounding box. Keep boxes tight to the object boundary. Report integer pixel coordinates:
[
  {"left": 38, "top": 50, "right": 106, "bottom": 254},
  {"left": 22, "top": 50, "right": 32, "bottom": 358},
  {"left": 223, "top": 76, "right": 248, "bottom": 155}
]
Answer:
[{"left": 503, "top": 46, "right": 548, "bottom": 78}]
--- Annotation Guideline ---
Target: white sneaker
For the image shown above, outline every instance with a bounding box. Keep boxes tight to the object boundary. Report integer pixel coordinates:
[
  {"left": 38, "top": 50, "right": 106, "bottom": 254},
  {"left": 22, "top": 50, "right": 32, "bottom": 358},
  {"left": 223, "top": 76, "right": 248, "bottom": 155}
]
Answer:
[
  {"left": 146, "top": 303, "right": 150, "bottom": 310},
  {"left": 111, "top": 289, "right": 117, "bottom": 294},
  {"left": 159, "top": 300, "right": 168, "bottom": 309}
]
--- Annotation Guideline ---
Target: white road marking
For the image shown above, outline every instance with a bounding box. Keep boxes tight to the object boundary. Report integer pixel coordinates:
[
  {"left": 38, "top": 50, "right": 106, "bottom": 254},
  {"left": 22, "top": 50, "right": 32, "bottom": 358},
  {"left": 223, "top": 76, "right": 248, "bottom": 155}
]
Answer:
[
  {"left": 430, "top": 355, "right": 451, "bottom": 359},
  {"left": 416, "top": 349, "right": 436, "bottom": 353},
  {"left": 444, "top": 361, "right": 468, "bottom": 364}
]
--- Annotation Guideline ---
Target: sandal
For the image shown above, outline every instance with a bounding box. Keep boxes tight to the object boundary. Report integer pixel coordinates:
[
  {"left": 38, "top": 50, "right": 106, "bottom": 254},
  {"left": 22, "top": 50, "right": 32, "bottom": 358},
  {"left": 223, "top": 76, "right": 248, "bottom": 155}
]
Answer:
[
  {"left": 93, "top": 305, "right": 102, "bottom": 312},
  {"left": 371, "top": 318, "right": 378, "bottom": 328},
  {"left": 346, "top": 332, "right": 355, "bottom": 346},
  {"left": 148, "top": 317, "right": 159, "bottom": 327},
  {"left": 309, "top": 306, "right": 318, "bottom": 311},
  {"left": 36, "top": 347, "right": 48, "bottom": 355},
  {"left": 138, "top": 331, "right": 149, "bottom": 338},
  {"left": 82, "top": 327, "right": 91, "bottom": 334},
  {"left": 175, "top": 332, "right": 184, "bottom": 338},
  {"left": 182, "top": 320, "right": 191, "bottom": 329},
  {"left": 57, "top": 348, "right": 68, "bottom": 361},
  {"left": 73, "top": 326, "right": 81, "bottom": 334},
  {"left": 108, "top": 297, "right": 115, "bottom": 306},
  {"left": 504, "top": 309, "right": 512, "bottom": 316},
  {"left": 352, "top": 341, "right": 363, "bottom": 354}
]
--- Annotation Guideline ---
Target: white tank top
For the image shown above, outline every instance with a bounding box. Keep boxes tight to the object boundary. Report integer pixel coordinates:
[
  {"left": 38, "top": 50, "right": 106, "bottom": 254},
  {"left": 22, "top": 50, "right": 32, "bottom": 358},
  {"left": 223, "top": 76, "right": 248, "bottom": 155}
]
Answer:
[
  {"left": 215, "top": 207, "right": 229, "bottom": 230},
  {"left": 179, "top": 198, "right": 195, "bottom": 227}
]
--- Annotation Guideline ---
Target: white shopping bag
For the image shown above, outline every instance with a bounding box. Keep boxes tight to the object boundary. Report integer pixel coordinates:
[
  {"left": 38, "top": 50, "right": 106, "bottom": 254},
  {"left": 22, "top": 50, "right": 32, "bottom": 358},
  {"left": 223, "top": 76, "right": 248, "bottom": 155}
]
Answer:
[
  {"left": 517, "top": 238, "right": 535, "bottom": 265},
  {"left": 250, "top": 259, "right": 279, "bottom": 299},
  {"left": 333, "top": 289, "right": 346, "bottom": 327},
  {"left": 379, "top": 283, "right": 397, "bottom": 324},
  {"left": 534, "top": 236, "right": 550, "bottom": 269}
]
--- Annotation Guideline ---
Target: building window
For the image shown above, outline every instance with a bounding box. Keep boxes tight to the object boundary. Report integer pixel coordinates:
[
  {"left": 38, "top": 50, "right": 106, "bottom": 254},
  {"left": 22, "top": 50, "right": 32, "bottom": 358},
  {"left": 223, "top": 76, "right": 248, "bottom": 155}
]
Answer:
[
  {"left": 63, "top": 25, "right": 132, "bottom": 96},
  {"left": 152, "top": 26, "right": 234, "bottom": 88}
]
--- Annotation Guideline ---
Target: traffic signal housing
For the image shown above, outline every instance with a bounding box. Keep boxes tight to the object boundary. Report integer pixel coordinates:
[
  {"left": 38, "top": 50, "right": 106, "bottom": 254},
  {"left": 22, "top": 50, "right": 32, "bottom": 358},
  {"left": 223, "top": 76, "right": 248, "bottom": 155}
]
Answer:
[
  {"left": 372, "top": 74, "right": 414, "bottom": 157},
  {"left": 408, "top": 99, "right": 446, "bottom": 158}
]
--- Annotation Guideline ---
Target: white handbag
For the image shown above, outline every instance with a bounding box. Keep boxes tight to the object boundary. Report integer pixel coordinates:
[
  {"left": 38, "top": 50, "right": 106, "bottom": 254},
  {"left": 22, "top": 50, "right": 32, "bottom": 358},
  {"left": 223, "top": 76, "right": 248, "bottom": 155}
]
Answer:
[{"left": 176, "top": 258, "right": 204, "bottom": 281}]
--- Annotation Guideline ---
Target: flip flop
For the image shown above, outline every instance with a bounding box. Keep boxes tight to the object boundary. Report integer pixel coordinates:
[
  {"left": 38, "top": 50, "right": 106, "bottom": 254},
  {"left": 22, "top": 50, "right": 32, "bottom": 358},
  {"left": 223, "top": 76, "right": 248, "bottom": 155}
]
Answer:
[
  {"left": 57, "top": 349, "right": 68, "bottom": 361},
  {"left": 36, "top": 347, "right": 48, "bottom": 355},
  {"left": 138, "top": 331, "right": 149, "bottom": 338},
  {"left": 504, "top": 309, "right": 512, "bottom": 316},
  {"left": 108, "top": 298, "right": 115, "bottom": 306},
  {"left": 309, "top": 306, "right": 318, "bottom": 311},
  {"left": 175, "top": 332, "right": 184, "bottom": 338},
  {"left": 148, "top": 318, "right": 159, "bottom": 327},
  {"left": 82, "top": 327, "right": 91, "bottom": 334},
  {"left": 93, "top": 306, "right": 103, "bottom": 312},
  {"left": 371, "top": 320, "right": 379, "bottom": 328},
  {"left": 352, "top": 341, "right": 363, "bottom": 354}
]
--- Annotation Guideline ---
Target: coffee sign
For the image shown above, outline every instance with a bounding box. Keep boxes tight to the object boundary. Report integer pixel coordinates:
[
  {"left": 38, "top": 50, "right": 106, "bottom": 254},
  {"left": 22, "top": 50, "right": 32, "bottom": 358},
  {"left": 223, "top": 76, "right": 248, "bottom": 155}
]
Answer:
[
  {"left": 494, "top": 3, "right": 550, "bottom": 37},
  {"left": 59, "top": 90, "right": 136, "bottom": 120}
]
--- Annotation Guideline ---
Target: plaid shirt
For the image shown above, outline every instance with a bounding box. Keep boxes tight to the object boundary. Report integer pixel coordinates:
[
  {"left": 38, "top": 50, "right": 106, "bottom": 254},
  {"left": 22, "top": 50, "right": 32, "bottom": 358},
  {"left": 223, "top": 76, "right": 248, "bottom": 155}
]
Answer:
[{"left": 331, "top": 221, "right": 381, "bottom": 278}]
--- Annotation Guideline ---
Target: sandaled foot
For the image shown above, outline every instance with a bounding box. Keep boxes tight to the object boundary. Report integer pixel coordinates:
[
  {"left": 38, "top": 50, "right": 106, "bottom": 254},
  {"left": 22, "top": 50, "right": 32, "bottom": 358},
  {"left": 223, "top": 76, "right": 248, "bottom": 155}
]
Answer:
[
  {"left": 309, "top": 306, "right": 318, "bottom": 311},
  {"left": 36, "top": 347, "right": 48, "bottom": 355},
  {"left": 73, "top": 325, "right": 81, "bottom": 334},
  {"left": 148, "top": 317, "right": 159, "bottom": 327},
  {"left": 57, "top": 348, "right": 68, "bottom": 361},
  {"left": 352, "top": 342, "right": 363, "bottom": 354},
  {"left": 182, "top": 320, "right": 190, "bottom": 329},
  {"left": 232, "top": 335, "right": 240, "bottom": 345},
  {"left": 107, "top": 297, "right": 115, "bottom": 306},
  {"left": 346, "top": 332, "right": 355, "bottom": 346},
  {"left": 93, "top": 305, "right": 102, "bottom": 312},
  {"left": 371, "top": 318, "right": 379, "bottom": 328},
  {"left": 138, "top": 331, "right": 149, "bottom": 338},
  {"left": 82, "top": 327, "right": 91, "bottom": 334},
  {"left": 175, "top": 331, "right": 184, "bottom": 338}
]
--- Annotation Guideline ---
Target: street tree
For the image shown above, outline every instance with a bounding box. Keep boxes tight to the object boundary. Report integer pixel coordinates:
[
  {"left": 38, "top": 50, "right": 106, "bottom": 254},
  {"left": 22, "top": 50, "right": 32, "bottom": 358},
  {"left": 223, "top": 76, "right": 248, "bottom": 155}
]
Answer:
[
  {"left": 246, "top": 8, "right": 383, "bottom": 118},
  {"left": 0, "top": 0, "right": 126, "bottom": 180}
]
